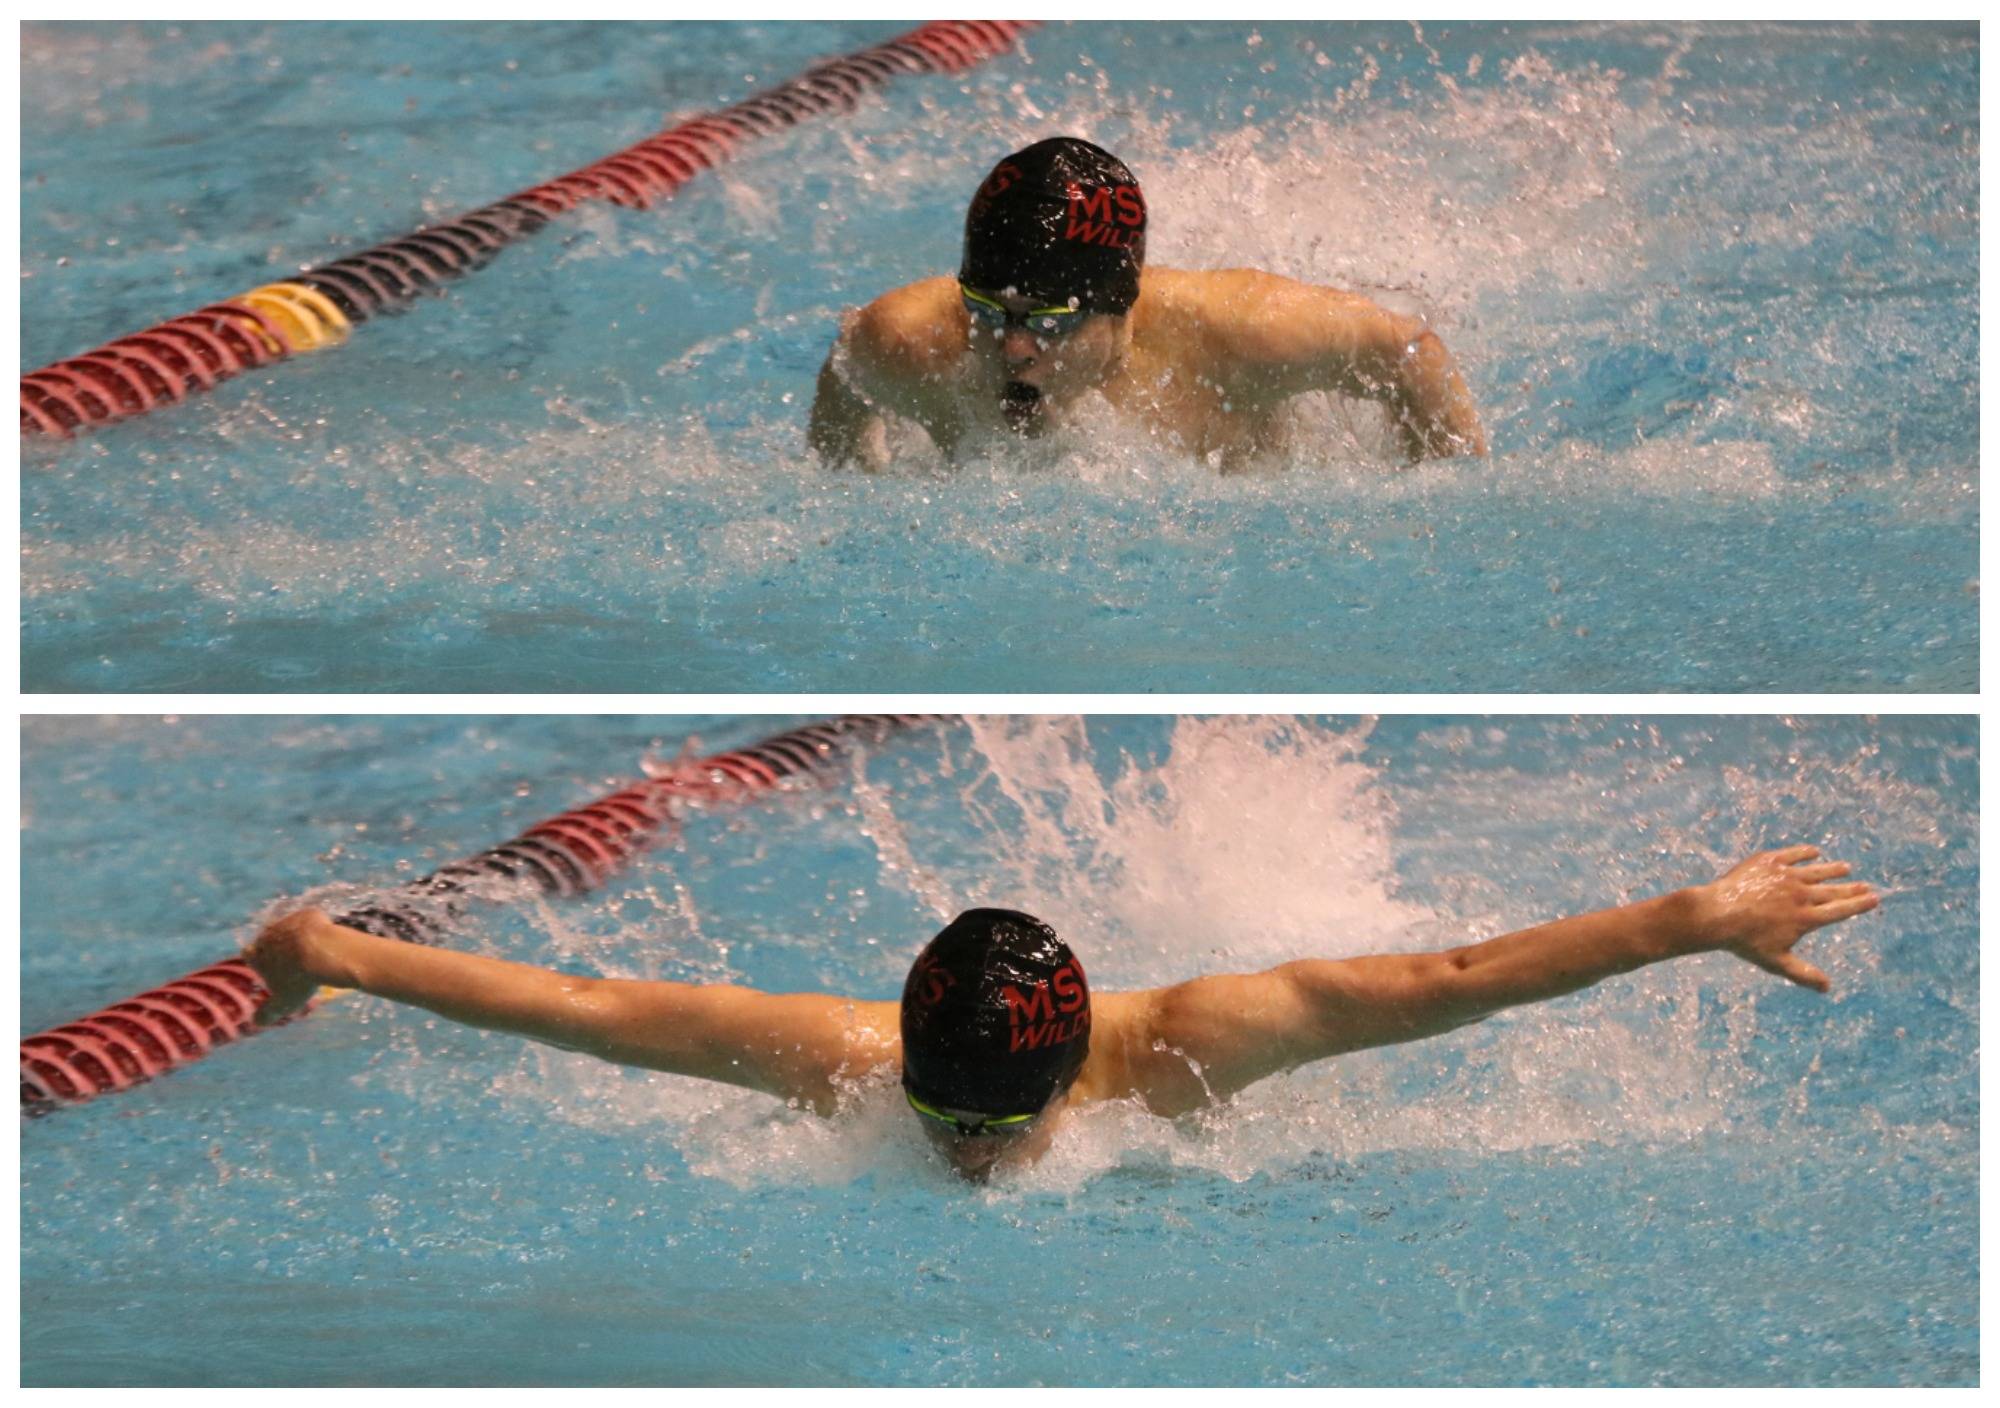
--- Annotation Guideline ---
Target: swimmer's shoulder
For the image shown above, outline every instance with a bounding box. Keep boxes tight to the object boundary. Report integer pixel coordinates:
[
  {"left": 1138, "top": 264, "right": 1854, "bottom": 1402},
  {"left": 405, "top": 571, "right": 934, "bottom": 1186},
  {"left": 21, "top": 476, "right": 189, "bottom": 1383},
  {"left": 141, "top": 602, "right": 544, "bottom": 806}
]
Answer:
[
  {"left": 839, "top": 997, "right": 903, "bottom": 1060},
  {"left": 848, "top": 276, "right": 966, "bottom": 379},
  {"left": 1134, "top": 266, "right": 1217, "bottom": 321},
  {"left": 1138, "top": 267, "right": 1411, "bottom": 378},
  {"left": 1135, "top": 267, "right": 1312, "bottom": 354},
  {"left": 1070, "top": 988, "right": 1162, "bottom": 1105},
  {"left": 1143, "top": 266, "right": 1360, "bottom": 322}
]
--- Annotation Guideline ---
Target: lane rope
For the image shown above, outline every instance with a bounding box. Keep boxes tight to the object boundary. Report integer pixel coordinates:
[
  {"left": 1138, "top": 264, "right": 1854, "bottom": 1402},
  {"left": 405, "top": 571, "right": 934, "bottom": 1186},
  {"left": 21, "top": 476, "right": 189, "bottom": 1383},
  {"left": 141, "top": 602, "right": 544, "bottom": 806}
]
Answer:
[
  {"left": 21, "top": 20, "right": 1036, "bottom": 439},
  {"left": 20, "top": 714, "right": 940, "bottom": 1115}
]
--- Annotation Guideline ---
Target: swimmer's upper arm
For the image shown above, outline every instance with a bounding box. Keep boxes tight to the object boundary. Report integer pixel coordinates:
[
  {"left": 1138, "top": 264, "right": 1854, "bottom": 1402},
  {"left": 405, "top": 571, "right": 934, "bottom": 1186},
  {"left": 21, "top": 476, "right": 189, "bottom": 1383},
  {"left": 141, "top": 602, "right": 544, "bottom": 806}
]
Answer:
[
  {"left": 277, "top": 918, "right": 893, "bottom": 1114},
  {"left": 1120, "top": 955, "right": 1470, "bottom": 1114},
  {"left": 843, "top": 280, "right": 964, "bottom": 405},
  {"left": 579, "top": 981, "right": 899, "bottom": 1114},
  {"left": 853, "top": 279, "right": 962, "bottom": 367},
  {"left": 1202, "top": 269, "right": 1423, "bottom": 402},
  {"left": 809, "top": 279, "right": 965, "bottom": 463}
]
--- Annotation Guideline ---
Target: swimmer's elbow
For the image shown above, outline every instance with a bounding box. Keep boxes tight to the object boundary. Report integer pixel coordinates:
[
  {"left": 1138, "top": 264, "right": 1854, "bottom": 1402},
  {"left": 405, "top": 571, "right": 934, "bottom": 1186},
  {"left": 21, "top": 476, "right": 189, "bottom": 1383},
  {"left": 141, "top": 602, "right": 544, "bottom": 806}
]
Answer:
[
  {"left": 1404, "top": 326, "right": 1445, "bottom": 362},
  {"left": 465, "top": 974, "right": 636, "bottom": 1066},
  {"left": 1426, "top": 950, "right": 1507, "bottom": 1026},
  {"left": 1380, "top": 326, "right": 1445, "bottom": 390},
  {"left": 1303, "top": 953, "right": 1484, "bottom": 1049},
  {"left": 1383, "top": 952, "right": 1466, "bottom": 1017}
]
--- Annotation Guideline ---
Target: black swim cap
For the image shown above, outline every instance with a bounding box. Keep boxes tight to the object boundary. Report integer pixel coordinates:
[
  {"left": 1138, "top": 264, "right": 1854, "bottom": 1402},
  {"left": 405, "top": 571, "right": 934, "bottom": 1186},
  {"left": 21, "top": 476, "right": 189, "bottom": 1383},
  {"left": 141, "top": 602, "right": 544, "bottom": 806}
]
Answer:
[
  {"left": 961, "top": 136, "right": 1147, "bottom": 316},
  {"left": 900, "top": 908, "right": 1091, "bottom": 1116}
]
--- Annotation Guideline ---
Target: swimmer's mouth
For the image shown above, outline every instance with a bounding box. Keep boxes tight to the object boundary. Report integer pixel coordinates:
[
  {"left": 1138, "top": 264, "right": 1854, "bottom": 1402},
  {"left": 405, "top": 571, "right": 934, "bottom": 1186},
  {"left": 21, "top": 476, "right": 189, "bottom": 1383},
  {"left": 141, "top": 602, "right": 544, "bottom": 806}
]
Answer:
[{"left": 1001, "top": 380, "right": 1042, "bottom": 432}]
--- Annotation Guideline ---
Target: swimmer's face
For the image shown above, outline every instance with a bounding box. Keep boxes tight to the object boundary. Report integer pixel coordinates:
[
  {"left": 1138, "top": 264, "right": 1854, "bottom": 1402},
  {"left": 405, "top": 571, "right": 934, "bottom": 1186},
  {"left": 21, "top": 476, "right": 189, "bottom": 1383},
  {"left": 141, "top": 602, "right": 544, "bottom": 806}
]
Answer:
[
  {"left": 960, "top": 285, "right": 1131, "bottom": 404},
  {"left": 911, "top": 1091, "right": 1066, "bottom": 1182}
]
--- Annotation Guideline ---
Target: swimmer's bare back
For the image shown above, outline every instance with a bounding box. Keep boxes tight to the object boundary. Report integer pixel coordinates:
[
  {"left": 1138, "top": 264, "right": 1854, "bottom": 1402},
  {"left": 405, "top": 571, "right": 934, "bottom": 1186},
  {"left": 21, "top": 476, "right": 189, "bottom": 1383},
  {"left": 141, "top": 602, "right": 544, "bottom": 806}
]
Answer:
[
  {"left": 247, "top": 847, "right": 1871, "bottom": 1121},
  {"left": 808, "top": 268, "right": 1488, "bottom": 472}
]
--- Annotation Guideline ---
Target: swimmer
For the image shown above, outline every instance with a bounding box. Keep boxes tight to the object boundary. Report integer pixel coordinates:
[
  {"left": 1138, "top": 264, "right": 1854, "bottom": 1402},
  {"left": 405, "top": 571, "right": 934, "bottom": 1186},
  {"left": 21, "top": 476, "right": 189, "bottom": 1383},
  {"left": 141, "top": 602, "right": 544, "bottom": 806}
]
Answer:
[
  {"left": 807, "top": 136, "right": 1488, "bottom": 472},
  {"left": 246, "top": 845, "right": 1875, "bottom": 1182}
]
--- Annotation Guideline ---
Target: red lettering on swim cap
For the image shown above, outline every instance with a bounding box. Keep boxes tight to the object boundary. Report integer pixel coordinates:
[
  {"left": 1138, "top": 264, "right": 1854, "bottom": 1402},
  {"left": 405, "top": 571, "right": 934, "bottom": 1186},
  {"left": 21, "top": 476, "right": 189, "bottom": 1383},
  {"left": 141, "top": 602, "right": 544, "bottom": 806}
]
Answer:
[
  {"left": 968, "top": 160, "right": 1024, "bottom": 222},
  {"left": 1002, "top": 981, "right": 1057, "bottom": 1025},
  {"left": 1008, "top": 1010, "right": 1089, "bottom": 1052},
  {"left": 1064, "top": 183, "right": 1144, "bottom": 249},
  {"left": 1067, "top": 183, "right": 1115, "bottom": 224},
  {"left": 983, "top": 162, "right": 1023, "bottom": 198},
  {"left": 1052, "top": 961, "right": 1086, "bottom": 1014},
  {"left": 913, "top": 955, "right": 956, "bottom": 1007}
]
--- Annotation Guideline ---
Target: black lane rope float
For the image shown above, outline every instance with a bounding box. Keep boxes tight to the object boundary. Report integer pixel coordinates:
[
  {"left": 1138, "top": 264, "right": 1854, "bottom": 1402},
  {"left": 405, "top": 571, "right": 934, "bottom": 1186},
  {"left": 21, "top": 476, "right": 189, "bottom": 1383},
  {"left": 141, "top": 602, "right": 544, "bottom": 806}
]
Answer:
[
  {"left": 20, "top": 20, "right": 1036, "bottom": 439},
  {"left": 20, "top": 715, "right": 940, "bottom": 1116}
]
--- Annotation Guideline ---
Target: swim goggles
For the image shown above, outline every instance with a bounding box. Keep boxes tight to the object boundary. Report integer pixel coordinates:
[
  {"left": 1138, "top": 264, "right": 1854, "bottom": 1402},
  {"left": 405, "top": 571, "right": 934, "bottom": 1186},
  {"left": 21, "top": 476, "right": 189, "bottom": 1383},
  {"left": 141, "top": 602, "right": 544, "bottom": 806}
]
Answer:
[
  {"left": 905, "top": 1088, "right": 1040, "bottom": 1137},
  {"left": 960, "top": 284, "right": 1089, "bottom": 338}
]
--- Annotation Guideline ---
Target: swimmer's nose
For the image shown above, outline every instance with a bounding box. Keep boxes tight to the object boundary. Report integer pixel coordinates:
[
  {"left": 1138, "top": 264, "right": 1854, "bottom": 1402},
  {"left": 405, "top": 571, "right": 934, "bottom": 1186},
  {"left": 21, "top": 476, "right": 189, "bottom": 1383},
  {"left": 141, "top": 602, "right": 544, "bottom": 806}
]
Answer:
[{"left": 1002, "top": 328, "right": 1041, "bottom": 363}]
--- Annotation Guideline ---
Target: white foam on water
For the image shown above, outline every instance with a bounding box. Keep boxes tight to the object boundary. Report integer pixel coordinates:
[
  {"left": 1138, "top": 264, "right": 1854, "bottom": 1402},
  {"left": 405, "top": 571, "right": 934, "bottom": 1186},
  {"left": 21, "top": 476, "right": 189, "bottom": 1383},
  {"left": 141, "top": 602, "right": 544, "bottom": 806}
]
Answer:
[{"left": 22, "top": 408, "right": 1798, "bottom": 622}]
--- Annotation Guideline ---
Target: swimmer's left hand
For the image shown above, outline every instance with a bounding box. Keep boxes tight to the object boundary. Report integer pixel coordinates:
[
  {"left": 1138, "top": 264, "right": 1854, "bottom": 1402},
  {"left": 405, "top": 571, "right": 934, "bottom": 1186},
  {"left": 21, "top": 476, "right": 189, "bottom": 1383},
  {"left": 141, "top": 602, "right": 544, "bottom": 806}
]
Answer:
[
  {"left": 1685, "top": 846, "right": 1880, "bottom": 992},
  {"left": 243, "top": 908, "right": 341, "bottom": 1025}
]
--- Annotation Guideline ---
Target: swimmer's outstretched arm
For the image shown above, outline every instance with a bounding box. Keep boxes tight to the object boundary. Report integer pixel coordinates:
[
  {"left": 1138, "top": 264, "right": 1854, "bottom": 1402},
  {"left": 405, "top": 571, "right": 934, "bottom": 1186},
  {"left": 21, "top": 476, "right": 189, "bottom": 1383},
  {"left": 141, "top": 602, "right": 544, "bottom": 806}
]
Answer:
[
  {"left": 1116, "top": 846, "right": 1877, "bottom": 1116},
  {"left": 243, "top": 909, "right": 897, "bottom": 1114},
  {"left": 1208, "top": 269, "right": 1487, "bottom": 461}
]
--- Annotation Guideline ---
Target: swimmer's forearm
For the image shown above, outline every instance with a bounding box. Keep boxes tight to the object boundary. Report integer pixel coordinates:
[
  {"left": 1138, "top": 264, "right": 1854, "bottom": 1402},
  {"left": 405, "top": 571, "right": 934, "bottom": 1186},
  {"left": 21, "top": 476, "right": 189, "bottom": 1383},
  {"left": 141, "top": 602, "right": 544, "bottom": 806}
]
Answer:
[
  {"left": 807, "top": 357, "right": 889, "bottom": 470},
  {"left": 1284, "top": 892, "right": 1710, "bottom": 1055},
  {"left": 1426, "top": 890, "right": 1706, "bottom": 1018},
  {"left": 806, "top": 358, "right": 861, "bottom": 463},
  {"left": 1392, "top": 332, "right": 1486, "bottom": 460},
  {"left": 298, "top": 919, "right": 617, "bottom": 1050}
]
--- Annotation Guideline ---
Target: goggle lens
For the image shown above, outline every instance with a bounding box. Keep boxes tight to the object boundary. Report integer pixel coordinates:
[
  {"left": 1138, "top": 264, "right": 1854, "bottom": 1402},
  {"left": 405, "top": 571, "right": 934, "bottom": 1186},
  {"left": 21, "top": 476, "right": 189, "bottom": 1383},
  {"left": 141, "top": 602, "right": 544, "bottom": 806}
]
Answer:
[{"left": 960, "top": 285, "right": 1088, "bottom": 338}]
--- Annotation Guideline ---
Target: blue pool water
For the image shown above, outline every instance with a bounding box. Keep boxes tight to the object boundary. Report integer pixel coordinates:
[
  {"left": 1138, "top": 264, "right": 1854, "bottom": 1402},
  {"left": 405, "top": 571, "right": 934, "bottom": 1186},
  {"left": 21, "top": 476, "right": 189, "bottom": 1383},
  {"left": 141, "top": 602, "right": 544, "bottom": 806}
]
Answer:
[
  {"left": 19, "top": 22, "right": 1979, "bottom": 692},
  {"left": 20, "top": 715, "right": 1978, "bottom": 1385}
]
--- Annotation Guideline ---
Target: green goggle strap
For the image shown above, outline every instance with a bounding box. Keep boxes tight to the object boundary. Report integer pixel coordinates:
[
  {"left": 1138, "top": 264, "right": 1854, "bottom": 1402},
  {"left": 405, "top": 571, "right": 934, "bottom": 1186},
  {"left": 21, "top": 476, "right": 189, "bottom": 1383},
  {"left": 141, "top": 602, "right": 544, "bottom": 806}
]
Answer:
[{"left": 905, "top": 1088, "right": 1037, "bottom": 1133}]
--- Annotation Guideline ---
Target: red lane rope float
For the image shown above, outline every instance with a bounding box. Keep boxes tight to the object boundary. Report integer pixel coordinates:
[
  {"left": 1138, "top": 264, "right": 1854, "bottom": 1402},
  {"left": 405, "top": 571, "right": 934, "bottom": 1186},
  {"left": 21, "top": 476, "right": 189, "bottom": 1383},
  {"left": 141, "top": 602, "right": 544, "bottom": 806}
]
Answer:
[
  {"left": 20, "top": 714, "right": 939, "bottom": 1115},
  {"left": 21, "top": 20, "right": 1037, "bottom": 439}
]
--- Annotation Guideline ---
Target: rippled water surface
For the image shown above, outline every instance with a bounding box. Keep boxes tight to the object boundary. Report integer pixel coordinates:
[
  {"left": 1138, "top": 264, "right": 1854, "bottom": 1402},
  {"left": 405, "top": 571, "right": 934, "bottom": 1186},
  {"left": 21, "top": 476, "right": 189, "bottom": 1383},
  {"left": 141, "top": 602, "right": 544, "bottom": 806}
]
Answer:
[
  {"left": 19, "top": 21, "right": 1979, "bottom": 690},
  {"left": 20, "top": 715, "right": 1978, "bottom": 1384}
]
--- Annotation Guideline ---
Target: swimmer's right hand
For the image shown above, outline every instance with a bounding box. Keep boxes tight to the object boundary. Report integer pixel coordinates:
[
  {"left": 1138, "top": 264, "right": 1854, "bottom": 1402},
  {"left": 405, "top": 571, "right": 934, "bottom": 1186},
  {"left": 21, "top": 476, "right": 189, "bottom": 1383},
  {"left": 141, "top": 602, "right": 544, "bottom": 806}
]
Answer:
[
  {"left": 244, "top": 908, "right": 341, "bottom": 1026},
  {"left": 1684, "top": 845, "right": 1880, "bottom": 993}
]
